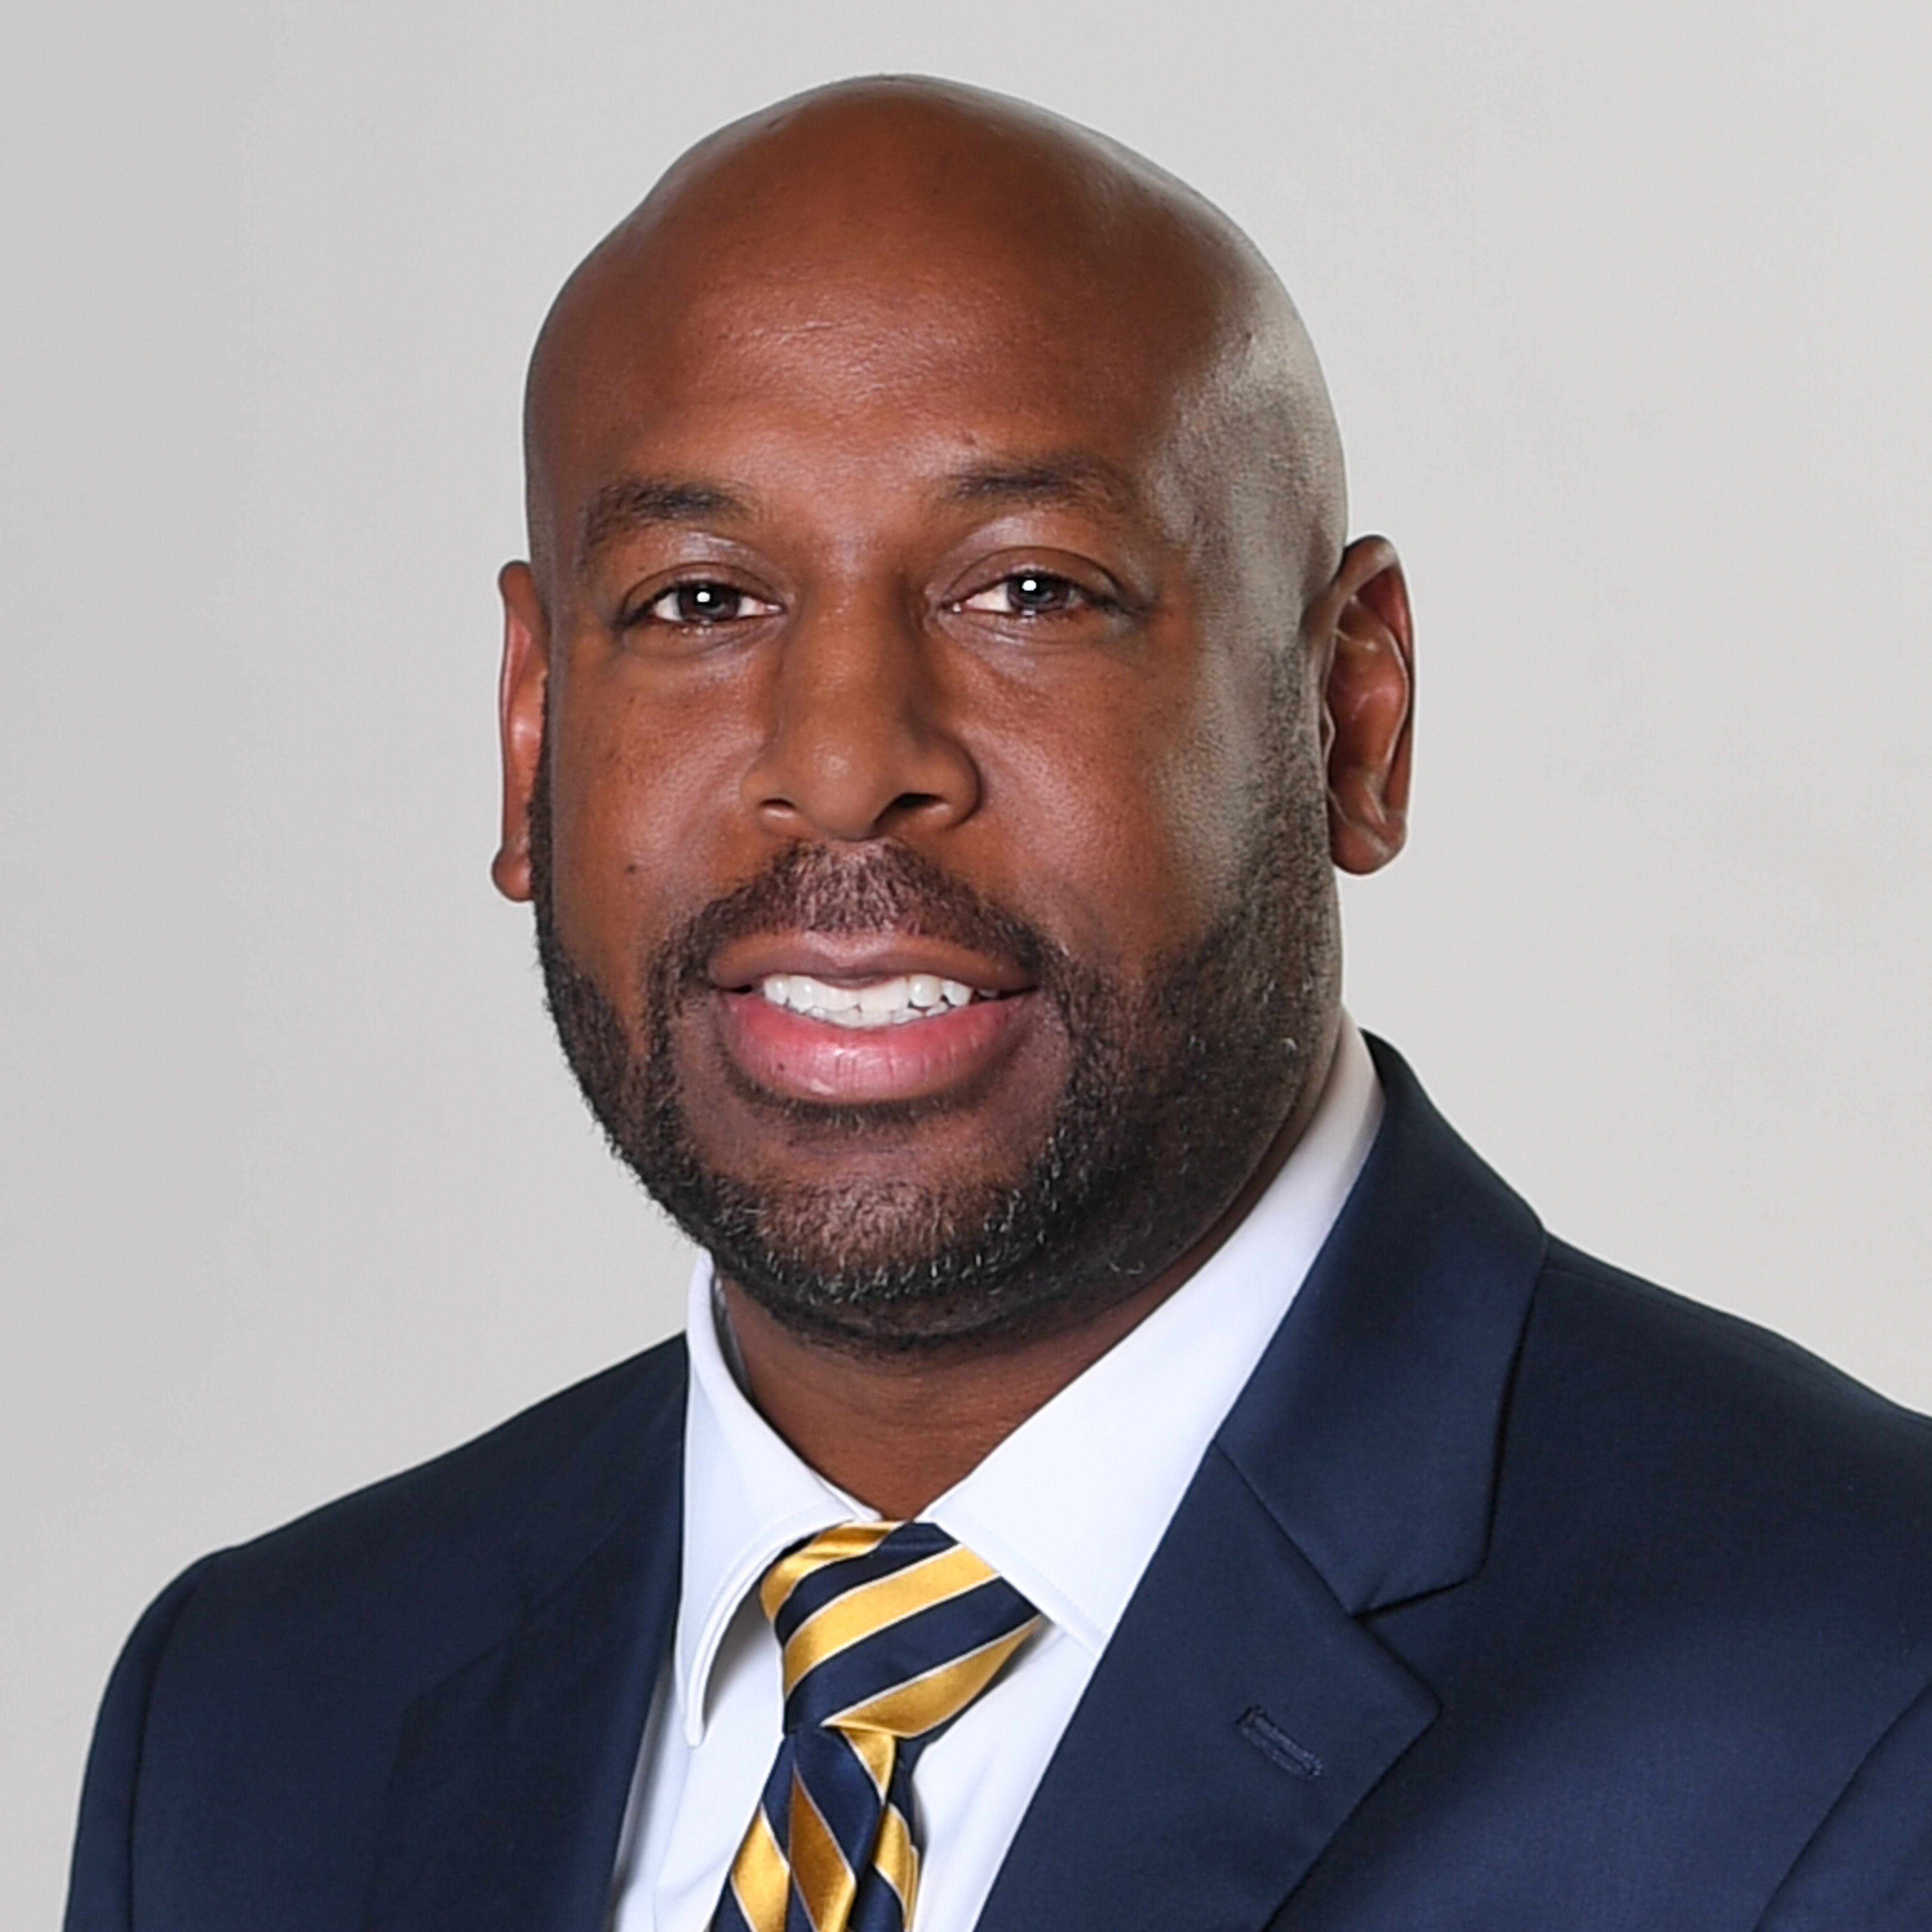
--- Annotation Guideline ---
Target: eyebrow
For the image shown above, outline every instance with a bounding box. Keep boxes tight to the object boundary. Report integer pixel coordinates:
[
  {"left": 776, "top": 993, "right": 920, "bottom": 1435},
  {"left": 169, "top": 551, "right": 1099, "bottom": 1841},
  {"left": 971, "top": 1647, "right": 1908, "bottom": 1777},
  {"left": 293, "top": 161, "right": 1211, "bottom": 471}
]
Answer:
[
  {"left": 939, "top": 453, "right": 1144, "bottom": 517},
  {"left": 577, "top": 476, "right": 754, "bottom": 570}
]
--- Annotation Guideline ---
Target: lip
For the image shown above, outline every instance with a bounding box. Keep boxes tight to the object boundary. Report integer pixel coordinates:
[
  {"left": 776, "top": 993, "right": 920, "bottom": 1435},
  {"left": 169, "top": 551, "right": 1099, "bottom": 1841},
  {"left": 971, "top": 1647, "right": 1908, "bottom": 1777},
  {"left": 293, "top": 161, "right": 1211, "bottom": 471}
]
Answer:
[{"left": 706, "top": 933, "right": 1040, "bottom": 1105}]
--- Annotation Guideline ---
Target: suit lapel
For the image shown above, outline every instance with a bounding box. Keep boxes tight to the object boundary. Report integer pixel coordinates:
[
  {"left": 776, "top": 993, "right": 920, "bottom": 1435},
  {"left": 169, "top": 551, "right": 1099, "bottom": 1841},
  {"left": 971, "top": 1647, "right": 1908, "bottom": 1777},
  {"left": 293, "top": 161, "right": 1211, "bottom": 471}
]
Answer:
[
  {"left": 360, "top": 1351, "right": 686, "bottom": 1932},
  {"left": 973, "top": 1450, "right": 1439, "bottom": 1932},
  {"left": 978, "top": 1040, "right": 1547, "bottom": 1931},
  {"left": 1220, "top": 1038, "right": 1548, "bottom": 1618}
]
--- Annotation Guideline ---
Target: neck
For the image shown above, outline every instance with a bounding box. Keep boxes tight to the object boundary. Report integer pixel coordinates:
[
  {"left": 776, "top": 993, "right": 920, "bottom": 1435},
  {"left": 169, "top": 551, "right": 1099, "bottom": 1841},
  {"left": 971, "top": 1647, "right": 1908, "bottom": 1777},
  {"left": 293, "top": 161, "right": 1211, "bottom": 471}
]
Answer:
[{"left": 719, "top": 1032, "right": 1335, "bottom": 1517}]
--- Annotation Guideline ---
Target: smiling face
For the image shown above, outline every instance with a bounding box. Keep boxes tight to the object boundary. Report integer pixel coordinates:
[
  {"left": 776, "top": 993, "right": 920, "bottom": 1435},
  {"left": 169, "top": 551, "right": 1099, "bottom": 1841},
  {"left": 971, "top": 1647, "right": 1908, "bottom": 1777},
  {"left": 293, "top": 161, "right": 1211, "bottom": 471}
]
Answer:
[{"left": 494, "top": 81, "right": 1410, "bottom": 1355}]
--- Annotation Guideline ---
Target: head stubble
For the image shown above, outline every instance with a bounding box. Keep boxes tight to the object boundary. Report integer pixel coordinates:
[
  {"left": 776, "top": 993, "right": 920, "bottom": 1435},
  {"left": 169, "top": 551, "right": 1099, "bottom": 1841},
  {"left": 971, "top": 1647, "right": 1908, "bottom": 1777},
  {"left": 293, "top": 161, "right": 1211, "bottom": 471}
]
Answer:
[{"left": 528, "top": 703, "right": 1337, "bottom": 1359}]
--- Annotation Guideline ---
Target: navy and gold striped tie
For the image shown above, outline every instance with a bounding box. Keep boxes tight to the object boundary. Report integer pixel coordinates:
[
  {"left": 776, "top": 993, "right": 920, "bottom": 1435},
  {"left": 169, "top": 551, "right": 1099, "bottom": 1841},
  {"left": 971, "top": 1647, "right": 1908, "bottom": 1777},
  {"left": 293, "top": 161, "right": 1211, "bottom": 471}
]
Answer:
[{"left": 711, "top": 1520, "right": 1041, "bottom": 1932}]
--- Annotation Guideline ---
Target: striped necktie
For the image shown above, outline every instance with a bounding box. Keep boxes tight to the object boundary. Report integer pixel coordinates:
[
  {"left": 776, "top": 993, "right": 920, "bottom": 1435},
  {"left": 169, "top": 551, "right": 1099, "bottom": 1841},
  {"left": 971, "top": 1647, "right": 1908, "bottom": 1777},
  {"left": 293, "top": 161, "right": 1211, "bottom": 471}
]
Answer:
[{"left": 711, "top": 1519, "right": 1041, "bottom": 1932}]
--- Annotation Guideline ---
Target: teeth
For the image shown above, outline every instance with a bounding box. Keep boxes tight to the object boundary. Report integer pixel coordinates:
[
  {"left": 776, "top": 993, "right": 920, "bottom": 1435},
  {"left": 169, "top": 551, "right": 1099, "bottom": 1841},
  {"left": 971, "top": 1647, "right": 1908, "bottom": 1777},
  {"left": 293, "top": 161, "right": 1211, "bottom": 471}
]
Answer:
[{"left": 757, "top": 971, "right": 988, "bottom": 1028}]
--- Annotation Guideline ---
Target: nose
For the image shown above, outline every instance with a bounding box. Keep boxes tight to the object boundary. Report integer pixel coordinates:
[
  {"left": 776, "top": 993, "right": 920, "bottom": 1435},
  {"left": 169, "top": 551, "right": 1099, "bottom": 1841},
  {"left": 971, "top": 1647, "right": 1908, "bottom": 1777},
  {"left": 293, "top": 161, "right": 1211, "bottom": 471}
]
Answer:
[{"left": 741, "top": 590, "right": 980, "bottom": 842}]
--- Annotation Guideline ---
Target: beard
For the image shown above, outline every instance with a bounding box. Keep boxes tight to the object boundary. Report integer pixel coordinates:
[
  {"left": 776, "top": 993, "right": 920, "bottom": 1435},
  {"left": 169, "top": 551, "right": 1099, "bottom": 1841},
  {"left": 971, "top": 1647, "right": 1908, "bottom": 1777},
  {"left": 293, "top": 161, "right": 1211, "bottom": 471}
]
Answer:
[{"left": 529, "top": 742, "right": 1337, "bottom": 1357}]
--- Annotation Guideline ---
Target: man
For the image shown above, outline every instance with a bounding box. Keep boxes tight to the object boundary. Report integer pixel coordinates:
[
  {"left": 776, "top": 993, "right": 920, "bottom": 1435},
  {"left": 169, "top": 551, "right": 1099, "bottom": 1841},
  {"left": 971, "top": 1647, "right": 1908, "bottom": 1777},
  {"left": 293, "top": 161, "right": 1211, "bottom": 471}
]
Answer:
[{"left": 67, "top": 77, "right": 1932, "bottom": 1932}]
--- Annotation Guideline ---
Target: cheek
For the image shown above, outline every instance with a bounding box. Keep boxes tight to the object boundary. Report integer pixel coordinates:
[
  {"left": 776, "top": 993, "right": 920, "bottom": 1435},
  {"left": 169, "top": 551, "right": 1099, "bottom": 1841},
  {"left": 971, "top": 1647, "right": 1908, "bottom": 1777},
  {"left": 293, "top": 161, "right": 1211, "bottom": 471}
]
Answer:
[
  {"left": 542, "top": 667, "right": 761, "bottom": 990},
  {"left": 985, "top": 667, "right": 1281, "bottom": 967}
]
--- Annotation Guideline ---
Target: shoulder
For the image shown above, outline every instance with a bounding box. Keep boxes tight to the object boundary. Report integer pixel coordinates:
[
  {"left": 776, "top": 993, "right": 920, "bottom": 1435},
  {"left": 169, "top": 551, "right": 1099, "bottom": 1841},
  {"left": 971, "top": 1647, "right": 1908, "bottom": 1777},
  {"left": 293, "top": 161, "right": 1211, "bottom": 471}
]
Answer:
[
  {"left": 1297, "top": 1118, "right": 1932, "bottom": 1921},
  {"left": 1357, "top": 1039, "right": 1932, "bottom": 1592},
  {"left": 67, "top": 1341, "right": 690, "bottom": 1930},
  {"left": 1519, "top": 1240, "right": 1932, "bottom": 1555},
  {"left": 147, "top": 1334, "right": 689, "bottom": 1709},
  {"left": 1472, "top": 1239, "right": 1932, "bottom": 1763}
]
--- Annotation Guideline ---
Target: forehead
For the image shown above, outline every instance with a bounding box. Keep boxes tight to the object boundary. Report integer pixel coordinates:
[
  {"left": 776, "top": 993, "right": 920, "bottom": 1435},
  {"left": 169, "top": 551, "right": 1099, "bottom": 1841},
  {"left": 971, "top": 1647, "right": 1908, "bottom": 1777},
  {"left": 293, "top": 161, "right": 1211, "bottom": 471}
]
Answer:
[{"left": 526, "top": 153, "right": 1242, "bottom": 561}]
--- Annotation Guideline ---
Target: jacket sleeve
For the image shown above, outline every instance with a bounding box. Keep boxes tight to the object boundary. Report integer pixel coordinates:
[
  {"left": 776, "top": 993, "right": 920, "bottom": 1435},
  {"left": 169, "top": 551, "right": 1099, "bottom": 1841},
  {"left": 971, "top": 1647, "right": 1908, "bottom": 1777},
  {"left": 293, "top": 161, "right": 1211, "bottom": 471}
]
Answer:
[
  {"left": 1758, "top": 1677, "right": 1932, "bottom": 1930},
  {"left": 64, "top": 1556, "right": 220, "bottom": 1932}
]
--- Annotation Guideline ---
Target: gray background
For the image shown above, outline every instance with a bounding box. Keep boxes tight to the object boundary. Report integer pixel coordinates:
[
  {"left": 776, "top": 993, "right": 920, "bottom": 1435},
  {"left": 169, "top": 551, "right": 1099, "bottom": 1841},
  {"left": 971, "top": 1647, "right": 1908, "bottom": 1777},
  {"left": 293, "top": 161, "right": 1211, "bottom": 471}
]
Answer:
[{"left": 6, "top": 0, "right": 1927, "bottom": 1920}]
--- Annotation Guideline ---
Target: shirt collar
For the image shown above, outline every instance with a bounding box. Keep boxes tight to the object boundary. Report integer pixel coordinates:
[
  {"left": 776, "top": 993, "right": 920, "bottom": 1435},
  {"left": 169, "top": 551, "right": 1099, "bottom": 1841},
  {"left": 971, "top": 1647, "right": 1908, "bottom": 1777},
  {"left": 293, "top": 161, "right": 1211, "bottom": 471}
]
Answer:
[{"left": 674, "top": 1015, "right": 1382, "bottom": 1743}]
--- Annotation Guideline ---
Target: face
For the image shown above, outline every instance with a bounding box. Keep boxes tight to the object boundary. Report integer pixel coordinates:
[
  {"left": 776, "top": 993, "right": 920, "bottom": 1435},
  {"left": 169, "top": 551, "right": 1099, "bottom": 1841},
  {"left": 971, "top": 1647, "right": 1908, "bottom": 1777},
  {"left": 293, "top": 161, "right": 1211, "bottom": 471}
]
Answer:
[{"left": 495, "top": 135, "right": 1410, "bottom": 1354}]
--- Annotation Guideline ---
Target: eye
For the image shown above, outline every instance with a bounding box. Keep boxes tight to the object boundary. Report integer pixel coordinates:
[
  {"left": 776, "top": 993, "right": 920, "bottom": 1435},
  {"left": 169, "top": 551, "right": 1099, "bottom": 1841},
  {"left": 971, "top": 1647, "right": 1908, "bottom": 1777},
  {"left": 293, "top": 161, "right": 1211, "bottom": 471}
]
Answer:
[
  {"left": 953, "top": 571, "right": 1098, "bottom": 619},
  {"left": 637, "top": 580, "right": 779, "bottom": 627}
]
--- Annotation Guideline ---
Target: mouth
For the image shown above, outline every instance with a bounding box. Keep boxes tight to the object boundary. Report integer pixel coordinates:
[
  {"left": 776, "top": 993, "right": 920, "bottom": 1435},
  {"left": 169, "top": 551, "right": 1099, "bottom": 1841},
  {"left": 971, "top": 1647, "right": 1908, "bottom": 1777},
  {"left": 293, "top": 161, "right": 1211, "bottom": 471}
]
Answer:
[{"left": 703, "top": 941, "right": 1041, "bottom": 1105}]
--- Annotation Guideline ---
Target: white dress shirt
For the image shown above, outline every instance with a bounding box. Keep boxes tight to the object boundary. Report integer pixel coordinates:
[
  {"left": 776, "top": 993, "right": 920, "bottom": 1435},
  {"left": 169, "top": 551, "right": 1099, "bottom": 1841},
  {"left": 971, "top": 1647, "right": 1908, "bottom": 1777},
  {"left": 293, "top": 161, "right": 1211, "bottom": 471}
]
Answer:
[{"left": 609, "top": 1018, "right": 1382, "bottom": 1932}]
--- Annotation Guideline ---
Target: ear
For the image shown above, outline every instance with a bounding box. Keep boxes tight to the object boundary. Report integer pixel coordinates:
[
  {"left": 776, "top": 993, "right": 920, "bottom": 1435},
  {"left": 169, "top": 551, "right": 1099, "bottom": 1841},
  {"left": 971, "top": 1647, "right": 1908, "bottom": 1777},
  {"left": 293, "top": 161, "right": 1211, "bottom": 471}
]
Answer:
[
  {"left": 491, "top": 560, "right": 549, "bottom": 903},
  {"left": 1317, "top": 535, "right": 1413, "bottom": 876}
]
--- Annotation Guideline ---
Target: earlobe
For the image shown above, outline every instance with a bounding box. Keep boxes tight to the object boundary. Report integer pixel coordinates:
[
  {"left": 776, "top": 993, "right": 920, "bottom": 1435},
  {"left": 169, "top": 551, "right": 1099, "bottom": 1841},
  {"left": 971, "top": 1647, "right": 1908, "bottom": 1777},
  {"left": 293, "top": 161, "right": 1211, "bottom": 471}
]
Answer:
[
  {"left": 491, "top": 561, "right": 550, "bottom": 903},
  {"left": 1320, "top": 535, "right": 1414, "bottom": 876}
]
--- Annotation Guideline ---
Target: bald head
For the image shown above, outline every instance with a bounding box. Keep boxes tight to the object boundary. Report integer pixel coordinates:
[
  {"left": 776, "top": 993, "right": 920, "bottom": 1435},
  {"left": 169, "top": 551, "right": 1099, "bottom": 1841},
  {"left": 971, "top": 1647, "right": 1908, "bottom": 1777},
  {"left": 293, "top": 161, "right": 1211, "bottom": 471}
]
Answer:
[{"left": 523, "top": 77, "right": 1345, "bottom": 610}]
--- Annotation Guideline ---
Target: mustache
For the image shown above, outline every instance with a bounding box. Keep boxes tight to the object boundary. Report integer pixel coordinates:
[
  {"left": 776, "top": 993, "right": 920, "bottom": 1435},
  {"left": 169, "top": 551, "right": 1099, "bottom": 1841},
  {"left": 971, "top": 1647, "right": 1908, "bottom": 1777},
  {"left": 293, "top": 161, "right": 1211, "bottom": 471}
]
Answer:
[{"left": 661, "top": 842, "right": 1055, "bottom": 993}]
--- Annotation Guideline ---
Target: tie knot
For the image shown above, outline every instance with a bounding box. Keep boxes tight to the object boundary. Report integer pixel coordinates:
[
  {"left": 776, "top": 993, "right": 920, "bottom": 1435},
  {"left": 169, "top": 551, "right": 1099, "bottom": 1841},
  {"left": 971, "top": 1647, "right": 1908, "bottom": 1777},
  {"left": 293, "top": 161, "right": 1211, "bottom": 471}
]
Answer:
[{"left": 760, "top": 1521, "right": 1039, "bottom": 1741}]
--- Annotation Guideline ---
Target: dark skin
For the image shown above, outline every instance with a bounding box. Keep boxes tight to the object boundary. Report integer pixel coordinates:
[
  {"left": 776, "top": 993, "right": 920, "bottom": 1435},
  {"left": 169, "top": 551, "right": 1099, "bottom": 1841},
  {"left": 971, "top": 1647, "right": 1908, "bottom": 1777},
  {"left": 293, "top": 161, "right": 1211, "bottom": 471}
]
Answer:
[{"left": 493, "top": 80, "right": 1414, "bottom": 1518}]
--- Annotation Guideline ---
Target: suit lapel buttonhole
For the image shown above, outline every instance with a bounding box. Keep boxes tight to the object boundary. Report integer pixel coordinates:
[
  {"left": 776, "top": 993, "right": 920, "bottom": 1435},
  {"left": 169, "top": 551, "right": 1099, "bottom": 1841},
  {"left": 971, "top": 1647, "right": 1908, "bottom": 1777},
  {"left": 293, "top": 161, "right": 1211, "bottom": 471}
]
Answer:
[{"left": 1237, "top": 1706, "right": 1323, "bottom": 1779}]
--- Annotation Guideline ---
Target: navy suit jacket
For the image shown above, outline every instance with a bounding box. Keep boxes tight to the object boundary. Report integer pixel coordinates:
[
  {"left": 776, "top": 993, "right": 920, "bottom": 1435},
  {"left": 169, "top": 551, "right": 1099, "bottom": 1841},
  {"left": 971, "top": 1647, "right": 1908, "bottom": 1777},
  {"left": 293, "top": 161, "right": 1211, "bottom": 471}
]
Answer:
[{"left": 67, "top": 1044, "right": 1932, "bottom": 1929}]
